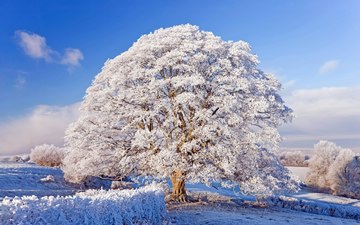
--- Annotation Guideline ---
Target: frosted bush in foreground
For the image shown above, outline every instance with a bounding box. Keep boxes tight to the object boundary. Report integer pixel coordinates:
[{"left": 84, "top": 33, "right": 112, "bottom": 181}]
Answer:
[
  {"left": 30, "top": 144, "right": 64, "bottom": 167},
  {"left": 279, "top": 151, "right": 309, "bottom": 167},
  {"left": 306, "top": 140, "right": 360, "bottom": 199},
  {"left": 0, "top": 184, "right": 165, "bottom": 225}
]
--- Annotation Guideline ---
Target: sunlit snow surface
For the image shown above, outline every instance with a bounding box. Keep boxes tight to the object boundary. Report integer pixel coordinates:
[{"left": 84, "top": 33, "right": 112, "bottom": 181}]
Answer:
[
  {"left": 0, "top": 162, "right": 76, "bottom": 198},
  {"left": 167, "top": 204, "right": 359, "bottom": 225},
  {"left": 287, "top": 166, "right": 360, "bottom": 207}
]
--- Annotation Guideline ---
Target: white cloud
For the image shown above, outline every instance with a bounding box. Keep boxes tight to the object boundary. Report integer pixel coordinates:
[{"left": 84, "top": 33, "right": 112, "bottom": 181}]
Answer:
[
  {"left": 280, "top": 86, "right": 360, "bottom": 150},
  {"left": 0, "top": 103, "right": 80, "bottom": 156},
  {"left": 15, "top": 30, "right": 84, "bottom": 69},
  {"left": 282, "top": 79, "right": 296, "bottom": 90},
  {"left": 14, "top": 71, "right": 28, "bottom": 89},
  {"left": 318, "top": 60, "right": 339, "bottom": 75},
  {"left": 61, "top": 48, "right": 84, "bottom": 67},
  {"left": 14, "top": 75, "right": 26, "bottom": 89},
  {"left": 15, "top": 31, "right": 54, "bottom": 62}
]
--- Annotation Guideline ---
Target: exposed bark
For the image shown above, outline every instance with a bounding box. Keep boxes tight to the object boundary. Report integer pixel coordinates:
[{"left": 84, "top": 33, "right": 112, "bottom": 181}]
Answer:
[{"left": 170, "top": 170, "right": 188, "bottom": 202}]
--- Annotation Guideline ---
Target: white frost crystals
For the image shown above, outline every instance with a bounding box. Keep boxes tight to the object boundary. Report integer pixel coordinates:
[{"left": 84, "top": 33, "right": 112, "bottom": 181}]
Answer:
[
  {"left": 306, "top": 140, "right": 360, "bottom": 199},
  {"left": 62, "top": 24, "right": 298, "bottom": 196},
  {"left": 0, "top": 184, "right": 165, "bottom": 225}
]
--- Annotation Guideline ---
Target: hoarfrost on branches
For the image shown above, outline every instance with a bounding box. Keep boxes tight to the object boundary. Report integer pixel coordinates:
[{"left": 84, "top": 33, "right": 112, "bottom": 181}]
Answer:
[
  {"left": 306, "top": 140, "right": 360, "bottom": 199},
  {"left": 0, "top": 184, "right": 165, "bottom": 225},
  {"left": 279, "top": 151, "right": 309, "bottom": 167},
  {"left": 30, "top": 144, "right": 64, "bottom": 167},
  {"left": 62, "top": 24, "right": 297, "bottom": 196}
]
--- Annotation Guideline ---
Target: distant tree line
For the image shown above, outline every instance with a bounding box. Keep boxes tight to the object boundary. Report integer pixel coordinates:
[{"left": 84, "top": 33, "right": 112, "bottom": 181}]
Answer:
[{"left": 279, "top": 151, "right": 309, "bottom": 167}]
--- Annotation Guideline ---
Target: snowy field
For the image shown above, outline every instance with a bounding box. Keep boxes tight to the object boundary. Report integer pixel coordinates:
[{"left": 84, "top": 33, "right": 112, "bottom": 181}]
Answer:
[
  {"left": 167, "top": 203, "right": 358, "bottom": 225},
  {"left": 0, "top": 162, "right": 76, "bottom": 199},
  {"left": 286, "top": 166, "right": 360, "bottom": 208},
  {"left": 0, "top": 162, "right": 359, "bottom": 224}
]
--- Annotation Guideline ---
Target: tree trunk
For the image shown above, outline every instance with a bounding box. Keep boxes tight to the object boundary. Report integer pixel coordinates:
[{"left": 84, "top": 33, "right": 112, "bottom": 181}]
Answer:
[{"left": 170, "top": 170, "right": 187, "bottom": 202}]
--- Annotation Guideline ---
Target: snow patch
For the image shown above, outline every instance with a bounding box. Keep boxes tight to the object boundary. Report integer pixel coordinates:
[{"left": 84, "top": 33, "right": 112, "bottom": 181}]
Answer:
[{"left": 40, "top": 175, "right": 55, "bottom": 182}]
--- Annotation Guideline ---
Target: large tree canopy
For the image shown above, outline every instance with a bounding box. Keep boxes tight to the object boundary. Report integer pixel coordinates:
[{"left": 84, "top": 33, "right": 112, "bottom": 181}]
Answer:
[{"left": 62, "top": 24, "right": 298, "bottom": 197}]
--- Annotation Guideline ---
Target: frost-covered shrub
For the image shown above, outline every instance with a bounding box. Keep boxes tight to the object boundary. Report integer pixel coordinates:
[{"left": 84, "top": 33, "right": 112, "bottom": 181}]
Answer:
[
  {"left": 30, "top": 144, "right": 64, "bottom": 167},
  {"left": 20, "top": 154, "right": 30, "bottom": 162},
  {"left": 0, "top": 184, "right": 165, "bottom": 225},
  {"left": 306, "top": 140, "right": 360, "bottom": 199},
  {"left": 0, "top": 154, "right": 30, "bottom": 163},
  {"left": 9, "top": 156, "right": 24, "bottom": 162},
  {"left": 344, "top": 156, "right": 360, "bottom": 199},
  {"left": 279, "top": 151, "right": 309, "bottom": 167},
  {"left": 327, "top": 152, "right": 360, "bottom": 199},
  {"left": 306, "top": 141, "right": 341, "bottom": 191}
]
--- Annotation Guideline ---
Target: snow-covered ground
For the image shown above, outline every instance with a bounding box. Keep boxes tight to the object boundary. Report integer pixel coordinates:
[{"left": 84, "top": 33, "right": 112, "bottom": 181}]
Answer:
[
  {"left": 0, "top": 162, "right": 359, "bottom": 224},
  {"left": 0, "top": 162, "right": 77, "bottom": 198},
  {"left": 293, "top": 187, "right": 360, "bottom": 207},
  {"left": 166, "top": 202, "right": 358, "bottom": 225},
  {"left": 285, "top": 166, "right": 360, "bottom": 210}
]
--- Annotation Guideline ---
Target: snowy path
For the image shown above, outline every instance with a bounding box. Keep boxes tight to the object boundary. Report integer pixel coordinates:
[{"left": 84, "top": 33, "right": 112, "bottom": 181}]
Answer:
[{"left": 166, "top": 204, "right": 359, "bottom": 225}]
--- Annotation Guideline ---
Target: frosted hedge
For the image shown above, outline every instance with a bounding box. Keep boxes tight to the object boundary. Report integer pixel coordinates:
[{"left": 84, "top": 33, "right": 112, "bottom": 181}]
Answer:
[{"left": 0, "top": 184, "right": 166, "bottom": 225}]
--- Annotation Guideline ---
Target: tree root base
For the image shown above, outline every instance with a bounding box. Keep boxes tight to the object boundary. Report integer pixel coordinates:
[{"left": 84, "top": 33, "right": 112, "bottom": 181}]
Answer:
[{"left": 170, "top": 193, "right": 193, "bottom": 203}]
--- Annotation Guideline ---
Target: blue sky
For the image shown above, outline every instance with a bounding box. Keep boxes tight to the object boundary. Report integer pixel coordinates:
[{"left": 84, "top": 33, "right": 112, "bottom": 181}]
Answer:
[{"left": 0, "top": 0, "right": 359, "bottom": 155}]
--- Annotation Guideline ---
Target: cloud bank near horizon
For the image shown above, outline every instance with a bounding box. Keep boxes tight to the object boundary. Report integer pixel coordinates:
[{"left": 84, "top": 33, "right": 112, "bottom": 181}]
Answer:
[
  {"left": 0, "top": 103, "right": 80, "bottom": 156},
  {"left": 280, "top": 86, "right": 360, "bottom": 151}
]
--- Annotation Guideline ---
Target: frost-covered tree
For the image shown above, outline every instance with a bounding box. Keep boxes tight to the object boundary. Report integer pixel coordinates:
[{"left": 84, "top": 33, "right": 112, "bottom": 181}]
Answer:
[
  {"left": 279, "top": 151, "right": 309, "bottom": 167},
  {"left": 326, "top": 149, "right": 360, "bottom": 197},
  {"left": 306, "top": 140, "right": 360, "bottom": 199},
  {"left": 341, "top": 156, "right": 360, "bottom": 199},
  {"left": 62, "top": 24, "right": 297, "bottom": 200},
  {"left": 306, "top": 141, "right": 341, "bottom": 190}
]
